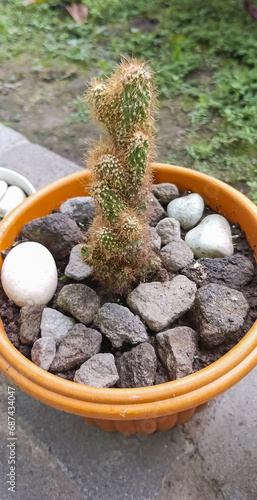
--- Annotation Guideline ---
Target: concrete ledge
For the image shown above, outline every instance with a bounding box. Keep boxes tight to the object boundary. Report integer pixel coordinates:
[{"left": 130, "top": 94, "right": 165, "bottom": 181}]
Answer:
[
  {"left": 0, "top": 128, "right": 83, "bottom": 190},
  {"left": 0, "top": 124, "right": 29, "bottom": 156}
]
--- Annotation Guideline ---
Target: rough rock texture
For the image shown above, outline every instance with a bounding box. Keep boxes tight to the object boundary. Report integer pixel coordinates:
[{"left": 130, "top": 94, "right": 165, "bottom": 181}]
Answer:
[
  {"left": 155, "top": 357, "right": 170, "bottom": 385},
  {"left": 54, "top": 370, "right": 75, "bottom": 381},
  {"left": 20, "top": 213, "right": 83, "bottom": 260},
  {"left": 74, "top": 353, "right": 119, "bottom": 388},
  {"left": 167, "top": 193, "right": 204, "bottom": 229},
  {"left": 59, "top": 196, "right": 95, "bottom": 225},
  {"left": 116, "top": 343, "right": 157, "bottom": 388},
  {"left": 31, "top": 337, "right": 56, "bottom": 371},
  {"left": 149, "top": 226, "right": 161, "bottom": 251},
  {"left": 156, "top": 327, "right": 197, "bottom": 380},
  {"left": 191, "top": 284, "right": 250, "bottom": 348},
  {"left": 127, "top": 276, "right": 197, "bottom": 332},
  {"left": 50, "top": 324, "right": 102, "bottom": 372},
  {"left": 94, "top": 302, "right": 148, "bottom": 348},
  {"left": 57, "top": 284, "right": 100, "bottom": 325},
  {"left": 161, "top": 240, "right": 194, "bottom": 272},
  {"left": 181, "top": 254, "right": 254, "bottom": 290},
  {"left": 19, "top": 304, "right": 45, "bottom": 345},
  {"left": 156, "top": 217, "right": 181, "bottom": 246},
  {"left": 65, "top": 244, "right": 92, "bottom": 280},
  {"left": 185, "top": 214, "right": 234, "bottom": 258},
  {"left": 152, "top": 183, "right": 179, "bottom": 204},
  {"left": 148, "top": 194, "right": 166, "bottom": 226},
  {"left": 40, "top": 307, "right": 75, "bottom": 343}
]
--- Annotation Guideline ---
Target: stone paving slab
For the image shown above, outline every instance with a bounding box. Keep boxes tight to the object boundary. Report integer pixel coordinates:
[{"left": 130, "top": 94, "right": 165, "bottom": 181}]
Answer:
[
  {"left": 1, "top": 366, "right": 257, "bottom": 500},
  {"left": 0, "top": 125, "right": 83, "bottom": 190},
  {"left": 0, "top": 125, "right": 257, "bottom": 500},
  {"left": 159, "top": 365, "right": 257, "bottom": 500},
  {"left": 0, "top": 375, "right": 87, "bottom": 500},
  {"left": 0, "top": 124, "right": 29, "bottom": 156}
]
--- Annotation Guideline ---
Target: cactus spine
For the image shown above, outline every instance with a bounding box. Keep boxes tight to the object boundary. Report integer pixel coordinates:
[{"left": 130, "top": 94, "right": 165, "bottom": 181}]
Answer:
[{"left": 84, "top": 59, "right": 156, "bottom": 294}]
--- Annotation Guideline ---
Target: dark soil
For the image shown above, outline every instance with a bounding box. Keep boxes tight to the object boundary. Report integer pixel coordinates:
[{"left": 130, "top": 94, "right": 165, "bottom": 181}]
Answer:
[
  {"left": 1, "top": 204, "right": 257, "bottom": 384},
  {"left": 0, "top": 60, "right": 193, "bottom": 170}
]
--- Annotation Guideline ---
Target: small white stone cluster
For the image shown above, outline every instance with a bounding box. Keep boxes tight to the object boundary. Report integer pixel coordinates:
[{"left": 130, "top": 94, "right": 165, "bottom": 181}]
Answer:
[
  {"left": 0, "top": 180, "right": 26, "bottom": 219},
  {"left": 166, "top": 192, "right": 233, "bottom": 258}
]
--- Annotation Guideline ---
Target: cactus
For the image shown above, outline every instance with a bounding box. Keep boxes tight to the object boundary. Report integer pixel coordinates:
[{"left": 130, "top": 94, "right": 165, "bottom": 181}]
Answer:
[{"left": 83, "top": 59, "right": 157, "bottom": 294}]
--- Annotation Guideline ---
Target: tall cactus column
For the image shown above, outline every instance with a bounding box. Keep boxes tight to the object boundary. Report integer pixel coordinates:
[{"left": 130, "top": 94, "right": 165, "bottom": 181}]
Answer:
[{"left": 84, "top": 59, "right": 157, "bottom": 294}]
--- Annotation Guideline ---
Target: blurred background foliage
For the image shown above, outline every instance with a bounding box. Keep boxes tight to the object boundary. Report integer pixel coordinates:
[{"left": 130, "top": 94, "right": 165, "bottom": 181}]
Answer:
[{"left": 1, "top": 0, "right": 257, "bottom": 200}]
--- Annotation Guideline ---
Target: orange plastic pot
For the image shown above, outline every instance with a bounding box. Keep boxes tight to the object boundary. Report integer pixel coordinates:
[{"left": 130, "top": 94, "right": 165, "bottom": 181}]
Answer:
[{"left": 1, "top": 163, "right": 257, "bottom": 435}]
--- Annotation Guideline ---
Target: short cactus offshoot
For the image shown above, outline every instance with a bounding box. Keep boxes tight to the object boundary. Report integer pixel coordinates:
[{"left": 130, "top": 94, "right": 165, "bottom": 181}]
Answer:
[{"left": 83, "top": 59, "right": 157, "bottom": 294}]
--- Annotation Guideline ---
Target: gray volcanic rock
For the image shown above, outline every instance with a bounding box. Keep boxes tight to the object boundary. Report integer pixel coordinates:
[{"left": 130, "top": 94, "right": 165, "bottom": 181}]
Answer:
[
  {"left": 156, "top": 327, "right": 197, "bottom": 380},
  {"left": 155, "top": 358, "right": 170, "bottom": 385},
  {"left": 191, "top": 284, "right": 249, "bottom": 348},
  {"left": 40, "top": 307, "right": 75, "bottom": 343},
  {"left": 50, "top": 324, "right": 102, "bottom": 372},
  {"left": 116, "top": 343, "right": 157, "bottom": 388},
  {"left": 60, "top": 196, "right": 95, "bottom": 225},
  {"left": 57, "top": 284, "right": 100, "bottom": 325},
  {"left": 181, "top": 254, "right": 254, "bottom": 290},
  {"left": 20, "top": 213, "right": 83, "bottom": 260},
  {"left": 127, "top": 276, "right": 197, "bottom": 332},
  {"left": 31, "top": 337, "right": 56, "bottom": 371},
  {"left": 152, "top": 183, "right": 179, "bottom": 204},
  {"left": 148, "top": 194, "right": 166, "bottom": 226},
  {"left": 149, "top": 226, "right": 162, "bottom": 251},
  {"left": 161, "top": 239, "right": 194, "bottom": 272},
  {"left": 156, "top": 217, "right": 181, "bottom": 246},
  {"left": 74, "top": 353, "right": 119, "bottom": 388},
  {"left": 20, "top": 304, "right": 46, "bottom": 345},
  {"left": 94, "top": 302, "right": 148, "bottom": 348},
  {"left": 65, "top": 244, "right": 92, "bottom": 280}
]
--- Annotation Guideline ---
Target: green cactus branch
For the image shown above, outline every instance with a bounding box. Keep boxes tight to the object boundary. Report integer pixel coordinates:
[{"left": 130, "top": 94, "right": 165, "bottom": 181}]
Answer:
[
  {"left": 91, "top": 182, "right": 125, "bottom": 223},
  {"left": 83, "top": 59, "right": 157, "bottom": 294},
  {"left": 93, "top": 155, "right": 126, "bottom": 192},
  {"left": 126, "top": 132, "right": 150, "bottom": 184}
]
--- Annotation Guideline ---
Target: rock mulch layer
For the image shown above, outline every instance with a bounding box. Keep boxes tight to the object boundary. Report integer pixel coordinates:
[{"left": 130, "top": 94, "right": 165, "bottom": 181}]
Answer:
[{"left": 1, "top": 188, "right": 257, "bottom": 388}]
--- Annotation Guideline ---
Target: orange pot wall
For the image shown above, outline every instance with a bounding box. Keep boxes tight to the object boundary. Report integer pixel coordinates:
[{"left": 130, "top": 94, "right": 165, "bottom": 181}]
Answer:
[{"left": 0, "top": 164, "right": 257, "bottom": 434}]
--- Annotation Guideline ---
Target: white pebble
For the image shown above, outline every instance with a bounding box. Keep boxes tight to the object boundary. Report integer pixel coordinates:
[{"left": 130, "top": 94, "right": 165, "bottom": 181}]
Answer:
[
  {"left": 185, "top": 214, "right": 234, "bottom": 258},
  {"left": 0, "top": 181, "right": 8, "bottom": 202},
  {"left": 167, "top": 193, "right": 204, "bottom": 229},
  {"left": 1, "top": 242, "right": 58, "bottom": 307},
  {"left": 0, "top": 185, "right": 26, "bottom": 218}
]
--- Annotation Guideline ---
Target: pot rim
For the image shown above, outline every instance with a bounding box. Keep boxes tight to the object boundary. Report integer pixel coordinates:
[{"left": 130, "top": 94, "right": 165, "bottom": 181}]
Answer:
[
  {"left": 0, "top": 164, "right": 257, "bottom": 418},
  {"left": 0, "top": 167, "right": 36, "bottom": 196}
]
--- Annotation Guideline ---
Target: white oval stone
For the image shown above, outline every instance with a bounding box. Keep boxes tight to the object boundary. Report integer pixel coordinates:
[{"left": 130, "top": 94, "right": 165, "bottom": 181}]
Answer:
[
  {"left": 167, "top": 193, "right": 204, "bottom": 229},
  {"left": 0, "top": 181, "right": 8, "bottom": 202},
  {"left": 1, "top": 242, "right": 58, "bottom": 307},
  {"left": 185, "top": 214, "right": 234, "bottom": 258},
  {"left": 0, "top": 185, "right": 26, "bottom": 218}
]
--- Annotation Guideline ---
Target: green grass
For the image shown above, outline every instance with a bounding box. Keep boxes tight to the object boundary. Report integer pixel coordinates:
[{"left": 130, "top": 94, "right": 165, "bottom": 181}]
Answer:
[
  {"left": 1, "top": 0, "right": 257, "bottom": 199},
  {"left": 66, "top": 96, "right": 91, "bottom": 124}
]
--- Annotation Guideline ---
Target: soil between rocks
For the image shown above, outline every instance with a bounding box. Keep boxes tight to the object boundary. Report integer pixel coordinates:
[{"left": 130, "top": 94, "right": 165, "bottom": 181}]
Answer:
[{"left": 1, "top": 203, "right": 257, "bottom": 385}]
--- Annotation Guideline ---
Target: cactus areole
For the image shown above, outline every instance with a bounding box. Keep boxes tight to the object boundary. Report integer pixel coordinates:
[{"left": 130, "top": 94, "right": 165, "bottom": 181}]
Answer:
[{"left": 84, "top": 59, "right": 158, "bottom": 294}]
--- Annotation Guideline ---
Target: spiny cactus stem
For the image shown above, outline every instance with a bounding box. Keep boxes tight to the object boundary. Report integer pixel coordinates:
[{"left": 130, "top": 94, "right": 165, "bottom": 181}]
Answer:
[{"left": 84, "top": 59, "right": 156, "bottom": 294}]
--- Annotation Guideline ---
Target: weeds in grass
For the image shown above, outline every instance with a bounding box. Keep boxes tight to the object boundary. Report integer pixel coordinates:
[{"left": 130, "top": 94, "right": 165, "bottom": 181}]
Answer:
[
  {"left": 1, "top": 0, "right": 257, "bottom": 199},
  {"left": 66, "top": 96, "right": 91, "bottom": 124}
]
